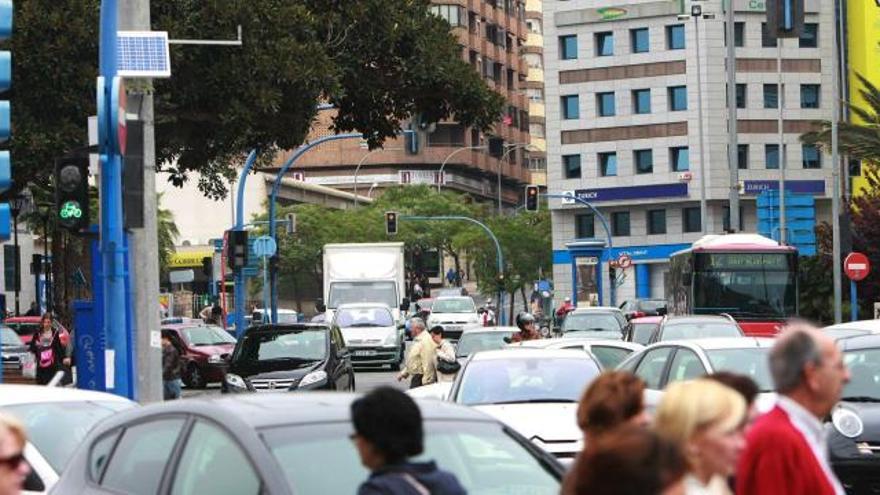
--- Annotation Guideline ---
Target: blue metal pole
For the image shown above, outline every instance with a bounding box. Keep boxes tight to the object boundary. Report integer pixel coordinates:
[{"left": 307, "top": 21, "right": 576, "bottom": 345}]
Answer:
[
  {"left": 851, "top": 280, "right": 858, "bottom": 322},
  {"left": 234, "top": 150, "right": 259, "bottom": 338}
]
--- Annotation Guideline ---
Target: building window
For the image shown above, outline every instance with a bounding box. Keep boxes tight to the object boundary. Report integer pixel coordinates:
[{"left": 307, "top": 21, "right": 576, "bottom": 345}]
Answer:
[
  {"left": 595, "top": 31, "right": 614, "bottom": 56},
  {"left": 737, "top": 144, "right": 749, "bottom": 170},
  {"left": 647, "top": 209, "right": 666, "bottom": 235},
  {"left": 736, "top": 83, "right": 747, "bottom": 109},
  {"left": 799, "top": 23, "right": 818, "bottom": 48},
  {"left": 575, "top": 213, "right": 595, "bottom": 239},
  {"left": 597, "top": 92, "right": 616, "bottom": 117},
  {"left": 429, "top": 5, "right": 466, "bottom": 27},
  {"left": 528, "top": 123, "right": 545, "bottom": 138},
  {"left": 563, "top": 154, "right": 582, "bottom": 179},
  {"left": 802, "top": 144, "right": 821, "bottom": 169},
  {"left": 765, "top": 144, "right": 781, "bottom": 169},
  {"left": 683, "top": 207, "right": 702, "bottom": 233},
  {"left": 671, "top": 146, "right": 690, "bottom": 172},
  {"left": 633, "top": 89, "right": 651, "bottom": 114},
  {"left": 634, "top": 149, "right": 653, "bottom": 174},
  {"left": 849, "top": 159, "right": 862, "bottom": 178},
  {"left": 761, "top": 23, "right": 777, "bottom": 47},
  {"left": 763, "top": 84, "right": 779, "bottom": 109},
  {"left": 800, "top": 84, "right": 820, "bottom": 108},
  {"left": 723, "top": 206, "right": 746, "bottom": 232},
  {"left": 666, "top": 24, "right": 685, "bottom": 50},
  {"left": 630, "top": 27, "right": 649, "bottom": 53},
  {"left": 612, "top": 212, "right": 630, "bottom": 237},
  {"left": 599, "top": 152, "right": 617, "bottom": 177},
  {"left": 735, "top": 21, "right": 745, "bottom": 47},
  {"left": 527, "top": 88, "right": 544, "bottom": 102},
  {"left": 668, "top": 86, "right": 687, "bottom": 111},
  {"left": 559, "top": 35, "right": 578, "bottom": 60},
  {"left": 561, "top": 95, "right": 579, "bottom": 119}
]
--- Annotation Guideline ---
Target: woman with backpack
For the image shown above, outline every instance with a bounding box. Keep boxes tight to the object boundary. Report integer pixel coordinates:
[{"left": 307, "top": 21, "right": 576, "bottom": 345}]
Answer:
[{"left": 27, "top": 314, "right": 70, "bottom": 385}]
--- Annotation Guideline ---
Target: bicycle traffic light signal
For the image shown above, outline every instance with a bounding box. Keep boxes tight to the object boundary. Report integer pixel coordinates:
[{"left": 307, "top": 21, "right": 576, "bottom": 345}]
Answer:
[
  {"left": 385, "top": 211, "right": 398, "bottom": 235},
  {"left": 524, "top": 185, "right": 539, "bottom": 212},
  {"left": 226, "top": 230, "right": 249, "bottom": 270},
  {"left": 54, "top": 156, "right": 90, "bottom": 231}
]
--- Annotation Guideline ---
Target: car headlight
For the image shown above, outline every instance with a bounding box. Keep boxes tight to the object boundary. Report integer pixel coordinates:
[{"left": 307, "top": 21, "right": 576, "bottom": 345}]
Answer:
[
  {"left": 208, "top": 354, "right": 223, "bottom": 364},
  {"left": 832, "top": 407, "right": 864, "bottom": 438},
  {"left": 225, "top": 373, "right": 246, "bottom": 389},
  {"left": 299, "top": 370, "right": 328, "bottom": 388}
]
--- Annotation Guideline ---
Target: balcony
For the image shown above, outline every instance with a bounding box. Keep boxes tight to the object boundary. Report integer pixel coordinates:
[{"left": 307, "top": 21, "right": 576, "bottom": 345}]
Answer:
[
  {"left": 525, "top": 0, "right": 541, "bottom": 14},
  {"left": 525, "top": 32, "right": 542, "bottom": 49},
  {"left": 530, "top": 101, "right": 544, "bottom": 118},
  {"left": 527, "top": 67, "right": 544, "bottom": 83}
]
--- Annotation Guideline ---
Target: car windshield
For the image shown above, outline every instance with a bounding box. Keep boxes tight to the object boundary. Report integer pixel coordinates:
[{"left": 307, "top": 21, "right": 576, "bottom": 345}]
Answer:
[
  {"left": 432, "top": 299, "right": 476, "bottom": 314},
  {"left": 262, "top": 420, "right": 560, "bottom": 495},
  {"left": 235, "top": 330, "right": 327, "bottom": 363},
  {"left": 335, "top": 307, "right": 394, "bottom": 328},
  {"left": 458, "top": 357, "right": 600, "bottom": 406},
  {"left": 630, "top": 323, "right": 658, "bottom": 345},
  {"left": 9, "top": 323, "right": 38, "bottom": 338},
  {"left": 842, "top": 348, "right": 880, "bottom": 400},
  {"left": 705, "top": 348, "right": 774, "bottom": 391},
  {"left": 5, "top": 401, "right": 134, "bottom": 473},
  {"left": 0, "top": 326, "right": 23, "bottom": 346},
  {"left": 562, "top": 313, "right": 622, "bottom": 333},
  {"left": 661, "top": 322, "right": 741, "bottom": 341},
  {"left": 456, "top": 332, "right": 512, "bottom": 358},
  {"left": 180, "top": 325, "right": 236, "bottom": 346},
  {"left": 637, "top": 300, "right": 666, "bottom": 312},
  {"left": 328, "top": 281, "right": 397, "bottom": 309}
]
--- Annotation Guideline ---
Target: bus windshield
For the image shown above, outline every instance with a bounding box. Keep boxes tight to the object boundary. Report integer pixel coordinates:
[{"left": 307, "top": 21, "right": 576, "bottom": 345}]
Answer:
[{"left": 693, "top": 267, "right": 796, "bottom": 318}]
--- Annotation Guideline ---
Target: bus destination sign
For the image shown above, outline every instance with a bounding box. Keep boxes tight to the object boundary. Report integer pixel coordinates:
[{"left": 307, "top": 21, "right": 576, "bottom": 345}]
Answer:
[{"left": 703, "top": 253, "right": 790, "bottom": 270}]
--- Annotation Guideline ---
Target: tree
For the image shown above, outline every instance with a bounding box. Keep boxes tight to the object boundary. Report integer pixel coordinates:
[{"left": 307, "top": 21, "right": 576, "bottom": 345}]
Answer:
[
  {"left": 849, "top": 165, "right": 880, "bottom": 315},
  {"left": 801, "top": 73, "right": 880, "bottom": 164},
  {"left": 157, "top": 194, "right": 179, "bottom": 282}
]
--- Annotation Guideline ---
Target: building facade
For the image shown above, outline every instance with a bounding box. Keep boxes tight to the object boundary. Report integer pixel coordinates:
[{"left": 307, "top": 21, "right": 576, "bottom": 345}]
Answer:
[
  {"left": 525, "top": 0, "right": 548, "bottom": 185},
  {"left": 846, "top": 0, "right": 880, "bottom": 197},
  {"left": 283, "top": 0, "right": 533, "bottom": 206},
  {"left": 544, "top": 0, "right": 837, "bottom": 305}
]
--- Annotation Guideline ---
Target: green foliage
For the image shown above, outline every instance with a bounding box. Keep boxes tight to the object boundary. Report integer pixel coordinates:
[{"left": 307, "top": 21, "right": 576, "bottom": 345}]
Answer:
[
  {"left": 157, "top": 194, "right": 179, "bottom": 281},
  {"left": 849, "top": 165, "right": 880, "bottom": 315}
]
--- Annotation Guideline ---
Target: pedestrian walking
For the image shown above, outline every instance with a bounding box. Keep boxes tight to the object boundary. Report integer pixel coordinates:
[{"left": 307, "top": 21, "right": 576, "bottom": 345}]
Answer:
[
  {"left": 655, "top": 379, "right": 747, "bottom": 495},
  {"left": 162, "top": 334, "right": 183, "bottom": 400},
  {"left": 564, "top": 427, "right": 688, "bottom": 495},
  {"left": 0, "top": 412, "right": 30, "bottom": 495},
  {"left": 350, "top": 387, "right": 465, "bottom": 495},
  {"left": 735, "top": 325, "right": 849, "bottom": 495},
  {"left": 445, "top": 268, "right": 455, "bottom": 287},
  {"left": 397, "top": 318, "right": 436, "bottom": 388},
  {"left": 27, "top": 314, "right": 70, "bottom": 385},
  {"left": 431, "top": 326, "right": 458, "bottom": 383}
]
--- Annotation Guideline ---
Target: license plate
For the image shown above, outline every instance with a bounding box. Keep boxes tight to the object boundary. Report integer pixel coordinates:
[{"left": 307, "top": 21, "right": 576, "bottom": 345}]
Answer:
[
  {"left": 447, "top": 325, "right": 462, "bottom": 331},
  {"left": 354, "top": 350, "right": 377, "bottom": 357}
]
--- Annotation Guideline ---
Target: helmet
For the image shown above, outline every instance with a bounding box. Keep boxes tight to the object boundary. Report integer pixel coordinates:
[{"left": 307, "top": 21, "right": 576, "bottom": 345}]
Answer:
[
  {"left": 515, "top": 312, "right": 536, "bottom": 331},
  {"left": 564, "top": 297, "right": 571, "bottom": 302}
]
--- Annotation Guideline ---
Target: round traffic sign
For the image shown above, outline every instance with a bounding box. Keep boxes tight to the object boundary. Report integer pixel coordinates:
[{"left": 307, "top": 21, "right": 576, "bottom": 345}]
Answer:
[
  {"left": 617, "top": 254, "right": 633, "bottom": 269},
  {"left": 252, "top": 235, "right": 277, "bottom": 258},
  {"left": 844, "top": 252, "right": 871, "bottom": 282}
]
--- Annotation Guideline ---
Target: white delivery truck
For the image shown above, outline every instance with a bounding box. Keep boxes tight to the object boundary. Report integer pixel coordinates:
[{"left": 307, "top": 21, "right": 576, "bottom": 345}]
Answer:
[{"left": 322, "top": 243, "right": 408, "bottom": 323}]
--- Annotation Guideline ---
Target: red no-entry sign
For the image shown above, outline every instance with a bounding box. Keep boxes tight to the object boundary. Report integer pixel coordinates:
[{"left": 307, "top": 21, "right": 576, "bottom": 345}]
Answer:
[{"left": 844, "top": 252, "right": 871, "bottom": 282}]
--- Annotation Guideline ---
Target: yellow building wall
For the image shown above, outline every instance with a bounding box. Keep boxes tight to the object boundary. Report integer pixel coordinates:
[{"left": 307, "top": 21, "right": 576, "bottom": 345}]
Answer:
[{"left": 847, "top": 0, "right": 880, "bottom": 195}]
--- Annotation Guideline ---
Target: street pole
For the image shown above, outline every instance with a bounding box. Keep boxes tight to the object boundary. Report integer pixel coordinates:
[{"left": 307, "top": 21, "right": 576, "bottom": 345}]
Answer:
[
  {"left": 11, "top": 211, "right": 18, "bottom": 315},
  {"left": 694, "top": 15, "right": 709, "bottom": 234},
  {"left": 777, "top": 40, "right": 787, "bottom": 244},
  {"left": 498, "top": 143, "right": 531, "bottom": 215},
  {"left": 42, "top": 215, "right": 49, "bottom": 313},
  {"left": 234, "top": 149, "right": 260, "bottom": 337},
  {"left": 831, "top": 0, "right": 843, "bottom": 323},
  {"left": 437, "top": 145, "right": 487, "bottom": 192},
  {"left": 725, "top": 0, "right": 740, "bottom": 232},
  {"left": 354, "top": 146, "right": 404, "bottom": 207}
]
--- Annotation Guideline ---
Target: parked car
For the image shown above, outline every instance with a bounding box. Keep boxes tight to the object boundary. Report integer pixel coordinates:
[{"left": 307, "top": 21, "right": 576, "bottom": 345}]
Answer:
[
  {"left": 511, "top": 338, "right": 644, "bottom": 369},
  {"left": 53, "top": 393, "right": 565, "bottom": 495},
  {"left": 222, "top": 324, "right": 354, "bottom": 393},
  {"left": 455, "top": 326, "right": 519, "bottom": 364},
  {"left": 829, "top": 334, "right": 880, "bottom": 494},
  {"left": 823, "top": 319, "right": 880, "bottom": 341},
  {"left": 558, "top": 307, "right": 627, "bottom": 340},
  {"left": 645, "top": 315, "right": 744, "bottom": 344},
  {"left": 426, "top": 296, "right": 480, "bottom": 340},
  {"left": 162, "top": 323, "right": 237, "bottom": 388},
  {"left": 448, "top": 349, "right": 602, "bottom": 464},
  {"left": 332, "top": 303, "right": 404, "bottom": 368},
  {"left": 617, "top": 337, "right": 776, "bottom": 411},
  {"left": 0, "top": 384, "right": 135, "bottom": 494},
  {"left": 626, "top": 316, "right": 663, "bottom": 345},
  {"left": 619, "top": 298, "right": 667, "bottom": 319},
  {"left": 1, "top": 325, "right": 34, "bottom": 383},
  {"left": 6, "top": 316, "right": 70, "bottom": 347}
]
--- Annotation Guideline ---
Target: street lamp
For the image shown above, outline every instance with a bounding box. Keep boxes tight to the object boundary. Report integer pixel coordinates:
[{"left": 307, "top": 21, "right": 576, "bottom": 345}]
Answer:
[
  {"left": 353, "top": 146, "right": 404, "bottom": 207},
  {"left": 679, "top": 1, "right": 714, "bottom": 234},
  {"left": 367, "top": 182, "right": 379, "bottom": 199},
  {"left": 498, "top": 143, "right": 533, "bottom": 214},
  {"left": 437, "top": 145, "right": 487, "bottom": 192}
]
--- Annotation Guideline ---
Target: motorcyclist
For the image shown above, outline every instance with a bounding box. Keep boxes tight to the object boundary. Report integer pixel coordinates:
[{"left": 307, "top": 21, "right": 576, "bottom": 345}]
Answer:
[
  {"left": 555, "top": 297, "right": 575, "bottom": 319},
  {"left": 507, "top": 312, "right": 542, "bottom": 343}
]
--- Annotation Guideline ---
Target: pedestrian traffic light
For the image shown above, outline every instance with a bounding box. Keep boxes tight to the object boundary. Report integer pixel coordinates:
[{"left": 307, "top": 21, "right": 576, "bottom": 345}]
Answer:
[
  {"left": 524, "top": 185, "right": 539, "bottom": 212},
  {"left": 201, "top": 256, "right": 212, "bottom": 277},
  {"left": 54, "top": 155, "right": 90, "bottom": 231},
  {"left": 385, "top": 211, "right": 398, "bottom": 236},
  {"left": 0, "top": 0, "right": 13, "bottom": 241},
  {"left": 226, "top": 230, "right": 249, "bottom": 270}
]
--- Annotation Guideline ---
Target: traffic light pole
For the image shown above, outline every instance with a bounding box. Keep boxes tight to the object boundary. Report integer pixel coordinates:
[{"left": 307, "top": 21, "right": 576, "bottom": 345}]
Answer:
[
  {"left": 398, "top": 215, "right": 507, "bottom": 326},
  {"left": 233, "top": 149, "right": 259, "bottom": 338}
]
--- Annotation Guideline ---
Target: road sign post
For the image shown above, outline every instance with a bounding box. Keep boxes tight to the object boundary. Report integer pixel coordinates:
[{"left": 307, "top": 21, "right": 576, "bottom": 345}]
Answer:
[
  {"left": 253, "top": 235, "right": 277, "bottom": 325},
  {"left": 844, "top": 252, "right": 871, "bottom": 322}
]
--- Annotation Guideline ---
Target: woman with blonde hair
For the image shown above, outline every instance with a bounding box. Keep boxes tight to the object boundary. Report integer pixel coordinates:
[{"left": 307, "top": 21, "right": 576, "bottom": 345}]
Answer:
[
  {"left": 0, "top": 412, "right": 30, "bottom": 495},
  {"left": 654, "top": 379, "right": 747, "bottom": 495}
]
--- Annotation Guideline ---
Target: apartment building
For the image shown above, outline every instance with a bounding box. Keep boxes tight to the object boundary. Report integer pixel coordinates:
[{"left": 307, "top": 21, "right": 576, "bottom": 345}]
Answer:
[
  {"left": 544, "top": 0, "right": 837, "bottom": 304},
  {"left": 524, "top": 0, "right": 548, "bottom": 185}
]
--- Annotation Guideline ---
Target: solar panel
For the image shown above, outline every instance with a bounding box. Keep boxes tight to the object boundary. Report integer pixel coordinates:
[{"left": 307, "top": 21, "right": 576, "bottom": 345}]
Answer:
[{"left": 117, "top": 31, "right": 171, "bottom": 78}]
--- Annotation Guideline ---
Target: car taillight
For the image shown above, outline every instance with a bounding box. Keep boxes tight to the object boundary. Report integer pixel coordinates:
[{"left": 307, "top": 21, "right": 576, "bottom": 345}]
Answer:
[{"left": 633, "top": 311, "right": 645, "bottom": 319}]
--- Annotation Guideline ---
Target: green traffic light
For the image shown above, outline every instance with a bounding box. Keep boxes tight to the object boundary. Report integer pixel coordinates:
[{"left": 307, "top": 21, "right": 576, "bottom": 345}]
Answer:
[{"left": 59, "top": 200, "right": 83, "bottom": 220}]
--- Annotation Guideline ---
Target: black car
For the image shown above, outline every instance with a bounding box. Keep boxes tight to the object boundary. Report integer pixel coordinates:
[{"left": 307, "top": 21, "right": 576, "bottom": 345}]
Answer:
[
  {"left": 646, "top": 315, "right": 743, "bottom": 344},
  {"left": 222, "top": 324, "right": 354, "bottom": 393},
  {"left": 52, "top": 394, "right": 565, "bottom": 495},
  {"left": 619, "top": 298, "right": 668, "bottom": 320},
  {"left": 829, "top": 334, "right": 880, "bottom": 494}
]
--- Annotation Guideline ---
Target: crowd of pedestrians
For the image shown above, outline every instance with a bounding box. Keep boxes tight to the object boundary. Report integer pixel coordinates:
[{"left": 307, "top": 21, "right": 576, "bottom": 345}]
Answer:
[{"left": 397, "top": 319, "right": 458, "bottom": 388}]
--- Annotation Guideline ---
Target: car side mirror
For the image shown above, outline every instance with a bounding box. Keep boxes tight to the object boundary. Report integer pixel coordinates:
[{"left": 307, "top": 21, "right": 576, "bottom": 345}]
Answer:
[
  {"left": 315, "top": 301, "right": 327, "bottom": 313},
  {"left": 657, "top": 307, "right": 668, "bottom": 316}
]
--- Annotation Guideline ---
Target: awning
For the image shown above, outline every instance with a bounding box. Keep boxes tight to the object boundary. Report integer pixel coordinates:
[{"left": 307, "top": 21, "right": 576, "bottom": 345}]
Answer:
[{"left": 168, "top": 250, "right": 214, "bottom": 268}]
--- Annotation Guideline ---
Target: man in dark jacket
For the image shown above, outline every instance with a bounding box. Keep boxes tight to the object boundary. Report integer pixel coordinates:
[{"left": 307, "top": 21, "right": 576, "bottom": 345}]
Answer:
[
  {"left": 161, "top": 334, "right": 183, "bottom": 400},
  {"left": 351, "top": 387, "right": 465, "bottom": 495}
]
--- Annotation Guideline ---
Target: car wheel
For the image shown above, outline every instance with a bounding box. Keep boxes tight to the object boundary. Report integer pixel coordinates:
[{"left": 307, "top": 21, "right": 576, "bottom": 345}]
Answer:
[{"left": 187, "top": 363, "right": 206, "bottom": 389}]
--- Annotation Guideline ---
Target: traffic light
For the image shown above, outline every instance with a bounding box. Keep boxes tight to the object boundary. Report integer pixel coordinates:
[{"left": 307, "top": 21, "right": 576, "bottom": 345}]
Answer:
[
  {"left": 30, "top": 254, "right": 42, "bottom": 275},
  {"left": 385, "top": 211, "right": 398, "bottom": 235},
  {"left": 524, "top": 185, "right": 539, "bottom": 212},
  {"left": 766, "top": 0, "right": 804, "bottom": 39},
  {"left": 201, "top": 256, "right": 212, "bottom": 277},
  {"left": 226, "top": 230, "right": 249, "bottom": 270},
  {"left": 54, "top": 155, "right": 90, "bottom": 231},
  {"left": 0, "top": 0, "right": 12, "bottom": 241}
]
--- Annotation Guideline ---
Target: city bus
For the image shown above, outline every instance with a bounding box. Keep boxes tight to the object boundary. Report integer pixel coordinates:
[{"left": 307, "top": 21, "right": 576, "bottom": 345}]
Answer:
[{"left": 665, "top": 234, "right": 798, "bottom": 336}]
